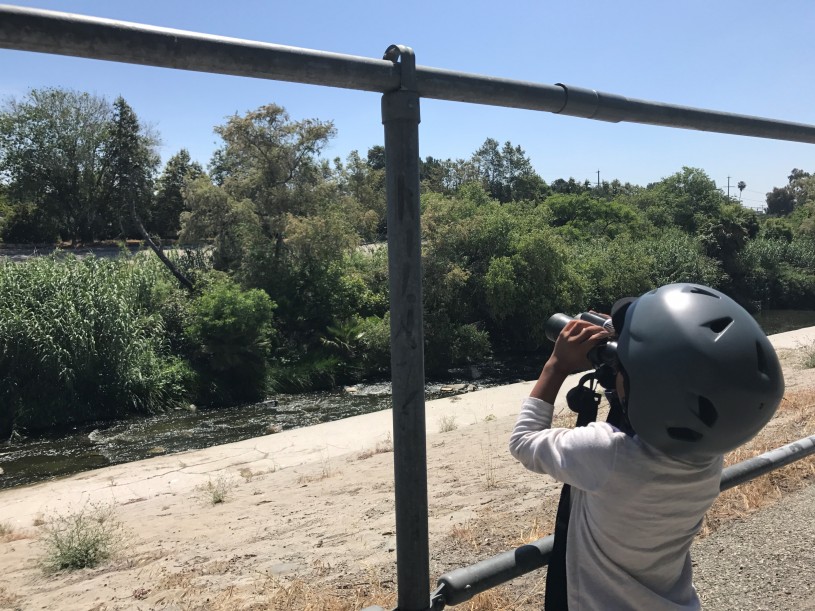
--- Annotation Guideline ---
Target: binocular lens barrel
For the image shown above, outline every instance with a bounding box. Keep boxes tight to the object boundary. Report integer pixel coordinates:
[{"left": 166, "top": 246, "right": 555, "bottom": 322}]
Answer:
[
  {"left": 544, "top": 312, "right": 619, "bottom": 369},
  {"left": 544, "top": 312, "right": 609, "bottom": 342},
  {"left": 544, "top": 313, "right": 575, "bottom": 342}
]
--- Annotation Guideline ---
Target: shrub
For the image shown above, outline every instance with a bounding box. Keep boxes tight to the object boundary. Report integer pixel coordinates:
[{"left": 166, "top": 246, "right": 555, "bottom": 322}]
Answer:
[
  {"left": 40, "top": 503, "right": 123, "bottom": 572},
  {"left": 185, "top": 273, "right": 276, "bottom": 405}
]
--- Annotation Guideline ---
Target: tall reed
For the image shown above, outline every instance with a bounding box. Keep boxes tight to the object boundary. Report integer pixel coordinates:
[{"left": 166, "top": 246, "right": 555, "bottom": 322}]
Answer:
[{"left": 0, "top": 255, "right": 189, "bottom": 436}]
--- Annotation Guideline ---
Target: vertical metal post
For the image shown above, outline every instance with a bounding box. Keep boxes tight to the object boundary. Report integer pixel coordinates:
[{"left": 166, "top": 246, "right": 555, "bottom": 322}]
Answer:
[{"left": 381, "top": 44, "right": 430, "bottom": 611}]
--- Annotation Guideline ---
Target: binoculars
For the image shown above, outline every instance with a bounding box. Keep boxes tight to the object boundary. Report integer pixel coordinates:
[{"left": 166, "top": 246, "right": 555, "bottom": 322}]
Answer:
[{"left": 544, "top": 312, "right": 619, "bottom": 369}]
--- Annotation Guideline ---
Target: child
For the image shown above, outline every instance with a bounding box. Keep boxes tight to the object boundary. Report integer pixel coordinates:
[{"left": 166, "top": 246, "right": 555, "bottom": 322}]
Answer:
[{"left": 509, "top": 283, "right": 784, "bottom": 610}]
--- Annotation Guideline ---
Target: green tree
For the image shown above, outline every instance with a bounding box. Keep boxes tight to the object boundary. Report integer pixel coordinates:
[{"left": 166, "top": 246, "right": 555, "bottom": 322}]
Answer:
[
  {"left": 0, "top": 88, "right": 111, "bottom": 243},
  {"left": 766, "top": 186, "right": 796, "bottom": 216},
  {"left": 470, "top": 138, "right": 546, "bottom": 202},
  {"left": 196, "top": 104, "right": 339, "bottom": 283},
  {"left": 421, "top": 186, "right": 584, "bottom": 358},
  {"left": 106, "top": 97, "right": 194, "bottom": 290},
  {"left": 550, "top": 177, "right": 588, "bottom": 195},
  {"left": 628, "top": 167, "right": 725, "bottom": 233},
  {"left": 152, "top": 149, "right": 204, "bottom": 238},
  {"left": 179, "top": 177, "right": 257, "bottom": 272},
  {"left": 188, "top": 104, "right": 365, "bottom": 351},
  {"left": 103, "top": 97, "right": 160, "bottom": 237},
  {"left": 209, "top": 103, "right": 336, "bottom": 220},
  {"left": 337, "top": 149, "right": 386, "bottom": 242},
  {"left": 543, "top": 192, "right": 644, "bottom": 240}
]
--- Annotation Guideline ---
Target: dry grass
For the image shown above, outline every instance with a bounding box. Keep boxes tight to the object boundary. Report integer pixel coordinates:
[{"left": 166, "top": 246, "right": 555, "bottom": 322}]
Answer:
[
  {"left": 450, "top": 520, "right": 481, "bottom": 551},
  {"left": 197, "top": 473, "right": 238, "bottom": 505},
  {"left": 438, "top": 414, "right": 458, "bottom": 432},
  {"left": 700, "top": 387, "right": 815, "bottom": 536},
  {"left": 297, "top": 453, "right": 338, "bottom": 484},
  {"left": 356, "top": 432, "right": 394, "bottom": 460},
  {"left": 0, "top": 585, "right": 21, "bottom": 608},
  {"left": 511, "top": 515, "right": 553, "bottom": 547},
  {"left": 239, "top": 466, "right": 274, "bottom": 482},
  {"left": 0, "top": 521, "right": 31, "bottom": 543},
  {"left": 152, "top": 570, "right": 399, "bottom": 611},
  {"left": 482, "top": 438, "right": 499, "bottom": 490}
]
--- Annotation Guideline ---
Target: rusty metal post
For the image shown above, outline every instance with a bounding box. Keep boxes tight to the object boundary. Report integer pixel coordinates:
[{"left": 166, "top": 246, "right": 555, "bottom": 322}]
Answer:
[{"left": 381, "top": 44, "right": 429, "bottom": 611}]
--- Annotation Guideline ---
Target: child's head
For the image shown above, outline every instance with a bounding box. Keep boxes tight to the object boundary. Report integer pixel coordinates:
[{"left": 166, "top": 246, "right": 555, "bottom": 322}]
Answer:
[{"left": 614, "top": 283, "right": 784, "bottom": 458}]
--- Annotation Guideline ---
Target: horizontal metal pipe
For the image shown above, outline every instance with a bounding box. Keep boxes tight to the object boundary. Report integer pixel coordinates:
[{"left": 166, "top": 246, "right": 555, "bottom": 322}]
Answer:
[
  {"left": 3, "top": 4, "right": 815, "bottom": 144},
  {"left": 435, "top": 433, "right": 815, "bottom": 607},
  {"left": 0, "top": 4, "right": 398, "bottom": 92},
  {"left": 436, "top": 535, "right": 553, "bottom": 607},
  {"left": 720, "top": 434, "right": 815, "bottom": 491}
]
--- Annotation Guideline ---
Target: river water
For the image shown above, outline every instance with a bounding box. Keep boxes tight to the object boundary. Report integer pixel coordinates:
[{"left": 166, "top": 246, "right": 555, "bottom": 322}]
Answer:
[
  {"left": 0, "top": 361, "right": 540, "bottom": 490},
  {"left": 2, "top": 310, "right": 814, "bottom": 490}
]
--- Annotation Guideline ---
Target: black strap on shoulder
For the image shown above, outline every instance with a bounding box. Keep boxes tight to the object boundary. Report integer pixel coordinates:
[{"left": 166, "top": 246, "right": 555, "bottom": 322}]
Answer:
[{"left": 545, "top": 373, "right": 601, "bottom": 611}]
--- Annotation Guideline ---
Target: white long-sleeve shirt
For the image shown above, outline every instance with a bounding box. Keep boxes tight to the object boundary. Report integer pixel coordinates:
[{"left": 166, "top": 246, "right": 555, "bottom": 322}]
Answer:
[{"left": 510, "top": 397, "right": 723, "bottom": 611}]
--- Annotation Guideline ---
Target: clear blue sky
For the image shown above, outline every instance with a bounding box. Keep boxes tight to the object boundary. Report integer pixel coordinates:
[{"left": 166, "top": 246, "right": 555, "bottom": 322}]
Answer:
[{"left": 2, "top": 0, "right": 814, "bottom": 210}]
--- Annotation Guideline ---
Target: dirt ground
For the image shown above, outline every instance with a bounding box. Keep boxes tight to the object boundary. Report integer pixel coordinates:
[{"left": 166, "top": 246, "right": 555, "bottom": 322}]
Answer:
[{"left": 1, "top": 336, "right": 814, "bottom": 611}]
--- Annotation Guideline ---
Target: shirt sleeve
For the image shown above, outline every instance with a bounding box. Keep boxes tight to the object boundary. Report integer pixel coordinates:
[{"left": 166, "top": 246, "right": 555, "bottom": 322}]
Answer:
[{"left": 509, "top": 397, "right": 619, "bottom": 492}]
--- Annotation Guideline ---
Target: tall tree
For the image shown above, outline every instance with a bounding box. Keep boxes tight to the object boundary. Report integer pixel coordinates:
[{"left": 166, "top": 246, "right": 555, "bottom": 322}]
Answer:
[
  {"left": 105, "top": 97, "right": 192, "bottom": 290},
  {"left": 104, "top": 96, "right": 159, "bottom": 236},
  {"left": 0, "top": 88, "right": 111, "bottom": 243},
  {"left": 184, "top": 104, "right": 350, "bottom": 329},
  {"left": 152, "top": 149, "right": 204, "bottom": 238},
  {"left": 470, "top": 138, "right": 546, "bottom": 202},
  {"left": 209, "top": 103, "right": 336, "bottom": 220},
  {"left": 765, "top": 187, "right": 796, "bottom": 216}
]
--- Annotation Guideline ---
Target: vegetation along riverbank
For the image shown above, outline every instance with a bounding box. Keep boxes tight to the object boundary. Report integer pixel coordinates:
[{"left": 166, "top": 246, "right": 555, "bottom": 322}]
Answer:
[{"left": 2, "top": 88, "right": 815, "bottom": 444}]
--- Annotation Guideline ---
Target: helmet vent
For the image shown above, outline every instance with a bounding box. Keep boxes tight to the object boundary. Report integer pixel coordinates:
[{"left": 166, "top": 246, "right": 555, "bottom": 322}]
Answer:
[
  {"left": 667, "top": 427, "right": 703, "bottom": 442},
  {"left": 756, "top": 341, "right": 769, "bottom": 375},
  {"left": 703, "top": 317, "right": 733, "bottom": 334},
  {"left": 695, "top": 396, "right": 719, "bottom": 427},
  {"left": 689, "top": 286, "right": 721, "bottom": 299}
]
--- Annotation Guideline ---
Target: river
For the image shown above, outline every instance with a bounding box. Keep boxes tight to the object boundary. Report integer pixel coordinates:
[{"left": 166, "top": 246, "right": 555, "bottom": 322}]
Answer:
[{"left": 2, "top": 309, "right": 814, "bottom": 490}]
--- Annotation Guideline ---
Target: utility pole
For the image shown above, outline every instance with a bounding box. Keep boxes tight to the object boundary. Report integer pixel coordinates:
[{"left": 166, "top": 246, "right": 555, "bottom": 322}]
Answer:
[
  {"left": 597, "top": 170, "right": 600, "bottom": 188},
  {"left": 727, "top": 176, "right": 731, "bottom": 199}
]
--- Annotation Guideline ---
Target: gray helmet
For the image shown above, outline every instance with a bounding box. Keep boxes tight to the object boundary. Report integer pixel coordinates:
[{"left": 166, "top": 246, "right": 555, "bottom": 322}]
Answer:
[{"left": 616, "top": 283, "right": 784, "bottom": 458}]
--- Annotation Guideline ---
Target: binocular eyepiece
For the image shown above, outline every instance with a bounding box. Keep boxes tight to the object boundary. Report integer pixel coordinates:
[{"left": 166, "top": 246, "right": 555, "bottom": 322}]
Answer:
[{"left": 544, "top": 312, "right": 619, "bottom": 369}]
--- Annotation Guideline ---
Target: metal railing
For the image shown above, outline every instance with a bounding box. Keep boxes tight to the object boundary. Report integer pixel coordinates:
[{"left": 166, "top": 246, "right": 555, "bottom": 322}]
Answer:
[{"left": 2, "top": 5, "right": 815, "bottom": 609}]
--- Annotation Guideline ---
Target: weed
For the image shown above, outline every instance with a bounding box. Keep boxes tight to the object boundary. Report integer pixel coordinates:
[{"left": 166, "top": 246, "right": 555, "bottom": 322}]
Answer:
[
  {"left": 802, "top": 342, "right": 815, "bottom": 369},
  {"left": 40, "top": 503, "right": 124, "bottom": 572},
  {"left": 450, "top": 520, "right": 480, "bottom": 551},
  {"left": 482, "top": 444, "right": 498, "bottom": 490},
  {"left": 297, "top": 453, "right": 338, "bottom": 484},
  {"left": 357, "top": 432, "right": 394, "bottom": 460},
  {"left": 438, "top": 414, "right": 458, "bottom": 433},
  {"left": 198, "top": 474, "right": 237, "bottom": 505}
]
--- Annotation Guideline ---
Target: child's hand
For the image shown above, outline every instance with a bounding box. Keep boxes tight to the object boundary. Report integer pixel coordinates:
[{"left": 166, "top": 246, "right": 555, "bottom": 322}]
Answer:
[{"left": 547, "top": 319, "right": 609, "bottom": 375}]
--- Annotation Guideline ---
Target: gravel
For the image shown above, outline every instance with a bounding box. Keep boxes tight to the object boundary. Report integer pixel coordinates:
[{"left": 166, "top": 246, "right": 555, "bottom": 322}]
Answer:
[{"left": 693, "top": 482, "right": 815, "bottom": 610}]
